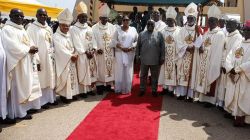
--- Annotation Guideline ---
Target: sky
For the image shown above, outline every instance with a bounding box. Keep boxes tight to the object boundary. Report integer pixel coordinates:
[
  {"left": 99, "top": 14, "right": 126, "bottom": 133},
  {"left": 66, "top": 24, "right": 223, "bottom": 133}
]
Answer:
[{"left": 37, "top": 0, "right": 77, "bottom": 12}]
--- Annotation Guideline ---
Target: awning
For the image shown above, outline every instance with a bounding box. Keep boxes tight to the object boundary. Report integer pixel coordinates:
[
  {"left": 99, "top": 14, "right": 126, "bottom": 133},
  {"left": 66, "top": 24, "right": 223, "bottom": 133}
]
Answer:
[
  {"left": 0, "top": 0, "right": 63, "bottom": 19},
  {"left": 102, "top": 0, "right": 209, "bottom": 5}
]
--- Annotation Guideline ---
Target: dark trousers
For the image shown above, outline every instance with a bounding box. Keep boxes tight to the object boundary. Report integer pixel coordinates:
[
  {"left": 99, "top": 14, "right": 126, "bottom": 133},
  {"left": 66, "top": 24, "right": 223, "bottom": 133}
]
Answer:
[{"left": 140, "top": 64, "right": 160, "bottom": 92}]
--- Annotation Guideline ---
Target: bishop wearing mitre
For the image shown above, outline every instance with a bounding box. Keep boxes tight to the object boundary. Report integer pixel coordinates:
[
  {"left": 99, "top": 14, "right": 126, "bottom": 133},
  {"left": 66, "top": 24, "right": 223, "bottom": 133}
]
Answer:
[
  {"left": 70, "top": 2, "right": 97, "bottom": 98},
  {"left": 92, "top": 3, "right": 116, "bottom": 95},
  {"left": 196, "top": 5, "right": 226, "bottom": 107},
  {"left": 53, "top": 9, "right": 79, "bottom": 104},
  {"left": 158, "top": 6, "right": 180, "bottom": 96},
  {"left": 176, "top": 3, "right": 202, "bottom": 101}
]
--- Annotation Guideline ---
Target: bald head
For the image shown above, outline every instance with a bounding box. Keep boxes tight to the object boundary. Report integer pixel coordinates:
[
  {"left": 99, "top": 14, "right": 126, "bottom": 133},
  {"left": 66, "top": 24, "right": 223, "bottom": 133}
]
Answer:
[
  {"left": 226, "top": 18, "right": 238, "bottom": 33},
  {"left": 37, "top": 8, "right": 47, "bottom": 14},
  {"left": 147, "top": 19, "right": 155, "bottom": 32},
  {"left": 36, "top": 8, "right": 48, "bottom": 25},
  {"left": 9, "top": 8, "right": 24, "bottom": 25}
]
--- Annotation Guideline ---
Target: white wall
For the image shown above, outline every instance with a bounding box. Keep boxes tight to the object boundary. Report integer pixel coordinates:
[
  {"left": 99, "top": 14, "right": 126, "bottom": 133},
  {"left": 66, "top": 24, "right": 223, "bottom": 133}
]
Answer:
[{"left": 244, "top": 0, "right": 250, "bottom": 21}]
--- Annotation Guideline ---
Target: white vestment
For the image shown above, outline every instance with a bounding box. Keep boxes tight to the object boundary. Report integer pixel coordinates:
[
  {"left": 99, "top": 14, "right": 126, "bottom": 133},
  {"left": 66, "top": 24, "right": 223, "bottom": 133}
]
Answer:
[
  {"left": 70, "top": 22, "right": 98, "bottom": 93},
  {"left": 144, "top": 20, "right": 166, "bottom": 32},
  {"left": 158, "top": 26, "right": 180, "bottom": 90},
  {"left": 27, "top": 21, "right": 56, "bottom": 105},
  {"left": 196, "top": 27, "right": 225, "bottom": 104},
  {"left": 2, "top": 21, "right": 42, "bottom": 119},
  {"left": 176, "top": 25, "right": 201, "bottom": 98},
  {"left": 92, "top": 22, "right": 116, "bottom": 84},
  {"left": 110, "top": 26, "right": 138, "bottom": 93},
  {"left": 216, "top": 30, "right": 242, "bottom": 106},
  {"left": 224, "top": 39, "right": 250, "bottom": 117},
  {"left": 0, "top": 30, "right": 8, "bottom": 119},
  {"left": 54, "top": 29, "right": 79, "bottom": 99}
]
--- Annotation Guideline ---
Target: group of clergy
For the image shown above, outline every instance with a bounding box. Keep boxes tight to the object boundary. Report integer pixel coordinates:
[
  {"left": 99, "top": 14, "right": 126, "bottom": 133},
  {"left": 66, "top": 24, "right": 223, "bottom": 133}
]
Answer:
[
  {"left": 149, "top": 3, "right": 250, "bottom": 127},
  {"left": 0, "top": 2, "right": 119, "bottom": 126},
  {"left": 0, "top": 1, "right": 250, "bottom": 129}
]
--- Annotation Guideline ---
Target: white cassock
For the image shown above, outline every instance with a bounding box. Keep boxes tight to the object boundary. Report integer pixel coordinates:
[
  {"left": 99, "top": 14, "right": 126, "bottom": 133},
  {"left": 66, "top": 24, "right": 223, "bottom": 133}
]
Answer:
[
  {"left": 196, "top": 27, "right": 225, "bottom": 104},
  {"left": 158, "top": 26, "right": 180, "bottom": 91},
  {"left": 70, "top": 22, "right": 98, "bottom": 93},
  {"left": 224, "top": 39, "right": 250, "bottom": 118},
  {"left": 176, "top": 25, "right": 202, "bottom": 98},
  {"left": 110, "top": 26, "right": 138, "bottom": 93},
  {"left": 27, "top": 21, "right": 56, "bottom": 106},
  {"left": 216, "top": 30, "right": 242, "bottom": 107},
  {"left": 53, "top": 29, "right": 79, "bottom": 99},
  {"left": 0, "top": 30, "right": 8, "bottom": 119},
  {"left": 92, "top": 22, "right": 116, "bottom": 84},
  {"left": 2, "top": 21, "right": 42, "bottom": 119}
]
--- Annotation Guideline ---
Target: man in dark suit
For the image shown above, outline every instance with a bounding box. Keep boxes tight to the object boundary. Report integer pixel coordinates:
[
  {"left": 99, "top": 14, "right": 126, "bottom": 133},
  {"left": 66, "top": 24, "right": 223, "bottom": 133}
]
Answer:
[{"left": 136, "top": 20, "right": 165, "bottom": 97}]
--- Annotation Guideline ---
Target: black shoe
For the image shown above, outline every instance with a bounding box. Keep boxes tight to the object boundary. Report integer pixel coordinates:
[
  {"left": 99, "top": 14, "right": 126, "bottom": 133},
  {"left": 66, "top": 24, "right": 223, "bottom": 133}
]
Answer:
[
  {"left": 41, "top": 104, "right": 50, "bottom": 109},
  {"left": 105, "top": 85, "right": 114, "bottom": 92},
  {"left": 20, "top": 114, "right": 32, "bottom": 120},
  {"left": 204, "top": 103, "right": 214, "bottom": 108},
  {"left": 87, "top": 91, "right": 96, "bottom": 96},
  {"left": 217, "top": 106, "right": 225, "bottom": 112},
  {"left": 138, "top": 91, "right": 145, "bottom": 97},
  {"left": 0, "top": 118, "right": 16, "bottom": 124},
  {"left": 72, "top": 96, "right": 78, "bottom": 101},
  {"left": 185, "top": 98, "right": 193, "bottom": 103},
  {"left": 224, "top": 113, "right": 234, "bottom": 120},
  {"left": 168, "top": 91, "right": 174, "bottom": 97},
  {"left": 60, "top": 96, "right": 71, "bottom": 104},
  {"left": 152, "top": 92, "right": 158, "bottom": 97},
  {"left": 160, "top": 89, "right": 167, "bottom": 95},
  {"left": 27, "top": 109, "right": 38, "bottom": 114},
  {"left": 177, "top": 96, "right": 185, "bottom": 100},
  {"left": 97, "top": 86, "right": 104, "bottom": 95},
  {"left": 49, "top": 101, "right": 59, "bottom": 106},
  {"left": 80, "top": 93, "right": 88, "bottom": 98}
]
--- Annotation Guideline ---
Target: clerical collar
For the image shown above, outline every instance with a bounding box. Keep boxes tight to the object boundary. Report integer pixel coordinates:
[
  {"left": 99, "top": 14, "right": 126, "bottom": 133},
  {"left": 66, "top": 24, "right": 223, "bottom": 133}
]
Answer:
[
  {"left": 56, "top": 28, "right": 70, "bottom": 38},
  {"left": 228, "top": 30, "right": 239, "bottom": 37},
  {"left": 165, "top": 26, "right": 176, "bottom": 32},
  {"left": 33, "top": 20, "right": 48, "bottom": 28},
  {"left": 5, "top": 20, "right": 24, "bottom": 30},
  {"left": 208, "top": 27, "right": 219, "bottom": 34},
  {"left": 98, "top": 22, "right": 108, "bottom": 30},
  {"left": 75, "top": 22, "right": 88, "bottom": 29},
  {"left": 185, "top": 25, "right": 195, "bottom": 31},
  {"left": 243, "top": 39, "right": 250, "bottom": 43}
]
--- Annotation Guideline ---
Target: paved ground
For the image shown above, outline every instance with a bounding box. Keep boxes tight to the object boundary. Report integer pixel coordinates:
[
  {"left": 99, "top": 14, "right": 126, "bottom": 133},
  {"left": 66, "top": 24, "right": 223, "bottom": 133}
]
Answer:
[{"left": 1, "top": 93, "right": 250, "bottom": 140}]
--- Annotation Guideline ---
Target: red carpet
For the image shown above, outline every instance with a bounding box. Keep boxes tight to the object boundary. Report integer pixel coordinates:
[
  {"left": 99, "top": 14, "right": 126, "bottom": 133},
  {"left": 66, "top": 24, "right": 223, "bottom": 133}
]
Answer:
[{"left": 67, "top": 70, "right": 163, "bottom": 140}]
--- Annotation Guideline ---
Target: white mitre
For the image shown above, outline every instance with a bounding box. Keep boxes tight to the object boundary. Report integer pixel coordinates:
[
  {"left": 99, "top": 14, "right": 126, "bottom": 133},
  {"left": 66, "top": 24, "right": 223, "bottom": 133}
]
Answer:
[
  {"left": 58, "top": 8, "right": 73, "bottom": 25},
  {"left": 207, "top": 4, "right": 221, "bottom": 19},
  {"left": 184, "top": 2, "right": 198, "bottom": 18},
  {"left": 165, "top": 6, "right": 177, "bottom": 19},
  {"left": 99, "top": 3, "right": 110, "bottom": 17},
  {"left": 75, "top": 1, "right": 88, "bottom": 15}
]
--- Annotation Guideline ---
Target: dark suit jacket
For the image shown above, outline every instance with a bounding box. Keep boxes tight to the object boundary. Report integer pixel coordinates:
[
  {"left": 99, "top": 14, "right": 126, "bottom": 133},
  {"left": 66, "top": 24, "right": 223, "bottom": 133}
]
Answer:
[{"left": 136, "top": 30, "right": 165, "bottom": 65}]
